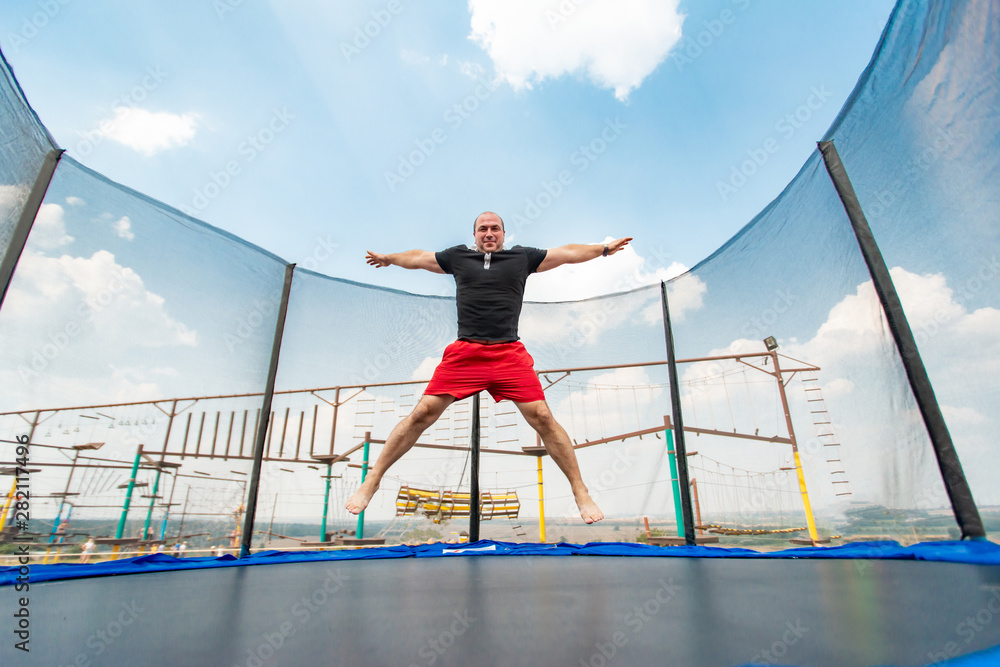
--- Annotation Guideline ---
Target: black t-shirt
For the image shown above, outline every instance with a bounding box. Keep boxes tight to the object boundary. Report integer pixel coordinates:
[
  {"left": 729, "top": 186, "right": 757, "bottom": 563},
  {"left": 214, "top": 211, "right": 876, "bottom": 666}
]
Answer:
[{"left": 435, "top": 245, "right": 548, "bottom": 342}]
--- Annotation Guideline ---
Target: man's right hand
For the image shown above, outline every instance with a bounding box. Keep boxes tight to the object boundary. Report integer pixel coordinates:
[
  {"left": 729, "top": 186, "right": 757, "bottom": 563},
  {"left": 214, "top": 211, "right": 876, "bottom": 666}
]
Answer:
[
  {"left": 366, "top": 251, "right": 391, "bottom": 268},
  {"left": 365, "top": 249, "right": 445, "bottom": 273}
]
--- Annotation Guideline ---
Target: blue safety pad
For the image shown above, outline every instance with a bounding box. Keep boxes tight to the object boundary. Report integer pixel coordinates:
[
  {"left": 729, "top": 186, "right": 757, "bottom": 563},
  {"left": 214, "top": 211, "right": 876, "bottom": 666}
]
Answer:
[
  {"left": 933, "top": 643, "right": 1000, "bottom": 666},
  {"left": 730, "top": 642, "right": 1000, "bottom": 667},
  {"left": 2, "top": 539, "right": 998, "bottom": 587}
]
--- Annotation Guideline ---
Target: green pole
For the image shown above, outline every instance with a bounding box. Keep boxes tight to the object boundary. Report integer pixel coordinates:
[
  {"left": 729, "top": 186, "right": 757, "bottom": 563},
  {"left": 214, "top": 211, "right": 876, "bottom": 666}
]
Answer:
[
  {"left": 141, "top": 466, "right": 163, "bottom": 548},
  {"left": 320, "top": 462, "right": 332, "bottom": 542},
  {"left": 116, "top": 445, "right": 143, "bottom": 540},
  {"left": 665, "top": 428, "right": 685, "bottom": 538},
  {"left": 356, "top": 433, "right": 371, "bottom": 539}
]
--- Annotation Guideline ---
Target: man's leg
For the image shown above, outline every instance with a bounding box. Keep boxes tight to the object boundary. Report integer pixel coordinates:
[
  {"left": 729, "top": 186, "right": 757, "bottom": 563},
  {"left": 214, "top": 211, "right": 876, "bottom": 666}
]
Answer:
[
  {"left": 345, "top": 393, "right": 455, "bottom": 514},
  {"left": 514, "top": 400, "right": 604, "bottom": 524}
]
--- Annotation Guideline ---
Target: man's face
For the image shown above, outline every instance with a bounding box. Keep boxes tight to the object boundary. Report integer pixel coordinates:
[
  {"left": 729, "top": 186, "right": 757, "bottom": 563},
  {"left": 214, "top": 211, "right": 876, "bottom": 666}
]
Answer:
[{"left": 473, "top": 214, "right": 505, "bottom": 253}]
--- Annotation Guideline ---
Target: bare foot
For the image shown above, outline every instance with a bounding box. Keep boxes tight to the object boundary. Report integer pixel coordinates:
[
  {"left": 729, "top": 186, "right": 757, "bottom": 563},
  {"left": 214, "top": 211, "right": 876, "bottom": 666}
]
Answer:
[
  {"left": 345, "top": 479, "right": 379, "bottom": 515},
  {"left": 576, "top": 492, "right": 604, "bottom": 524}
]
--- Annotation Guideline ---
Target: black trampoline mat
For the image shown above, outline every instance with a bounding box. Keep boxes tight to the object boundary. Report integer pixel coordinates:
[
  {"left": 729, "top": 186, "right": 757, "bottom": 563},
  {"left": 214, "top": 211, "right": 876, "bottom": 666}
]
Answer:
[{"left": 6, "top": 556, "right": 1000, "bottom": 666}]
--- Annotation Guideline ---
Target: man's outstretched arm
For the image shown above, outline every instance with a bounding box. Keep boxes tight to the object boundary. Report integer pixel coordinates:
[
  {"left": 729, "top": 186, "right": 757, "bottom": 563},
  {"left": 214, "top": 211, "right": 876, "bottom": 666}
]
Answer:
[
  {"left": 366, "top": 250, "right": 445, "bottom": 273},
  {"left": 536, "top": 237, "right": 632, "bottom": 273}
]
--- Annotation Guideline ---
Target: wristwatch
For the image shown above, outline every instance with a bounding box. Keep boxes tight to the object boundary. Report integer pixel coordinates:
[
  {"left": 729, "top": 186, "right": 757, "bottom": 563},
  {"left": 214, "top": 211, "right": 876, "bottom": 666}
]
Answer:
[{"left": 602, "top": 245, "right": 609, "bottom": 257}]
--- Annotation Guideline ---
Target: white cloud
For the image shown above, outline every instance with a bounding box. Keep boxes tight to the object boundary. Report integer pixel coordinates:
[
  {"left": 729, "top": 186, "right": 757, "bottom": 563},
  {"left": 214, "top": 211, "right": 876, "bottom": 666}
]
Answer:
[
  {"left": 691, "top": 267, "right": 1000, "bottom": 416},
  {"left": 786, "top": 276, "right": 886, "bottom": 369},
  {"left": 468, "top": 0, "right": 684, "bottom": 100},
  {"left": 0, "top": 367, "right": 164, "bottom": 413},
  {"left": 459, "top": 60, "right": 487, "bottom": 80},
  {"left": 0, "top": 185, "right": 29, "bottom": 227},
  {"left": 822, "top": 377, "right": 855, "bottom": 399},
  {"left": 100, "top": 107, "right": 199, "bottom": 156},
  {"left": 0, "top": 184, "right": 28, "bottom": 212},
  {"left": 651, "top": 270, "right": 707, "bottom": 324},
  {"left": 411, "top": 355, "right": 441, "bottom": 381},
  {"left": 886, "top": 268, "right": 964, "bottom": 330},
  {"left": 520, "top": 296, "right": 628, "bottom": 348},
  {"left": 113, "top": 215, "right": 135, "bottom": 241},
  {"left": 103, "top": 365, "right": 167, "bottom": 401},
  {"left": 9, "top": 249, "right": 197, "bottom": 347},
  {"left": 400, "top": 50, "right": 450, "bottom": 68},
  {"left": 941, "top": 405, "right": 986, "bottom": 426},
  {"left": 30, "top": 203, "right": 74, "bottom": 249},
  {"left": 524, "top": 241, "right": 688, "bottom": 302},
  {"left": 552, "top": 365, "right": 663, "bottom": 440},
  {"left": 789, "top": 267, "right": 1000, "bottom": 379},
  {"left": 954, "top": 304, "right": 1000, "bottom": 340},
  {"left": 520, "top": 243, "right": 704, "bottom": 348},
  {"left": 65, "top": 196, "right": 85, "bottom": 206},
  {"left": 0, "top": 249, "right": 198, "bottom": 408}
]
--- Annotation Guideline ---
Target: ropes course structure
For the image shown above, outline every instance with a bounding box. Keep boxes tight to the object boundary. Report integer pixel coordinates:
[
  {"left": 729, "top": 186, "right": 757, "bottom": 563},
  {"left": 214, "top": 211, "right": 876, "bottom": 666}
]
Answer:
[
  {"left": 688, "top": 454, "right": 806, "bottom": 538},
  {"left": 669, "top": 347, "right": 848, "bottom": 544},
  {"left": 0, "top": 343, "right": 853, "bottom": 555}
]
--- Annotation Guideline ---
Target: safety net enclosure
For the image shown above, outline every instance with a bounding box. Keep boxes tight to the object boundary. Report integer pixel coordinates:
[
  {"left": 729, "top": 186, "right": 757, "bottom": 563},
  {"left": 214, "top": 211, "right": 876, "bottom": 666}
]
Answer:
[{"left": 0, "top": 0, "right": 998, "bottom": 565}]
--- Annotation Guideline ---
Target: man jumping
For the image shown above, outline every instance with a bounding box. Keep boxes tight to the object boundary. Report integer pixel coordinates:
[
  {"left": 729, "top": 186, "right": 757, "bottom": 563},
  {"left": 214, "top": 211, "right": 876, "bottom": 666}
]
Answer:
[{"left": 345, "top": 211, "right": 632, "bottom": 524}]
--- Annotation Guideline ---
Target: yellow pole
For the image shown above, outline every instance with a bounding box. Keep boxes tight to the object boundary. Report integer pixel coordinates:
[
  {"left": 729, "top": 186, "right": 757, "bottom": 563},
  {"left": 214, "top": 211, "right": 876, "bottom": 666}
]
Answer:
[
  {"left": 52, "top": 539, "right": 64, "bottom": 564},
  {"left": 537, "top": 456, "right": 546, "bottom": 543},
  {"left": 0, "top": 477, "right": 17, "bottom": 533},
  {"left": 792, "top": 450, "right": 819, "bottom": 542},
  {"left": 771, "top": 351, "right": 820, "bottom": 544}
]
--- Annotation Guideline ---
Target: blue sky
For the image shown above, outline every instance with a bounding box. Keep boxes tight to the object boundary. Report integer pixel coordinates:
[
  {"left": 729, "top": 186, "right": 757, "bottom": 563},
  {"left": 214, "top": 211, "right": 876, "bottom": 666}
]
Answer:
[{"left": 0, "top": 0, "right": 897, "bottom": 299}]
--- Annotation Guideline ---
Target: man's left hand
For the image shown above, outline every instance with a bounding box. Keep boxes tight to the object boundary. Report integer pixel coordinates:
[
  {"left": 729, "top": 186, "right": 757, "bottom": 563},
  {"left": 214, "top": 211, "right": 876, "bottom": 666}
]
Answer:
[{"left": 606, "top": 237, "right": 633, "bottom": 256}]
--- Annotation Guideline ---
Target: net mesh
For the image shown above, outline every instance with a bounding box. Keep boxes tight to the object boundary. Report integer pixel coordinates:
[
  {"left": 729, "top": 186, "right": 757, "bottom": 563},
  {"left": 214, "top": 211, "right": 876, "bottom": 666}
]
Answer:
[
  {"left": 0, "top": 49, "right": 57, "bottom": 274},
  {"left": 1, "top": 0, "right": 997, "bottom": 557}
]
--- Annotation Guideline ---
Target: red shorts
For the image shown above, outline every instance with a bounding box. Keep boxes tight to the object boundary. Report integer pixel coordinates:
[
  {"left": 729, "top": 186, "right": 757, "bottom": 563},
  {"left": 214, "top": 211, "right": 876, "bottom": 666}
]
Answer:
[{"left": 424, "top": 340, "right": 546, "bottom": 403}]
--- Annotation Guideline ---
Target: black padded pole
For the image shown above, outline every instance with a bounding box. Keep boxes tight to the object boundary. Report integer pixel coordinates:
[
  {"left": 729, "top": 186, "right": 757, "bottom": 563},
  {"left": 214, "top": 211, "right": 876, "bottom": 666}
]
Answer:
[
  {"left": 0, "top": 148, "right": 63, "bottom": 312},
  {"left": 240, "top": 263, "right": 296, "bottom": 557},
  {"left": 469, "top": 392, "right": 481, "bottom": 542},
  {"left": 818, "top": 140, "right": 985, "bottom": 540},
  {"left": 660, "top": 282, "right": 697, "bottom": 545}
]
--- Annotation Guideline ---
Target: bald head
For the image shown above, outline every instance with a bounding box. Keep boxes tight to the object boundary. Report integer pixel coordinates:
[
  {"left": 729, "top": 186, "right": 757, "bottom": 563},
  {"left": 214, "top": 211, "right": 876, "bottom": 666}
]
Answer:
[
  {"left": 473, "top": 211, "right": 504, "bottom": 231},
  {"left": 472, "top": 211, "right": 505, "bottom": 252}
]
